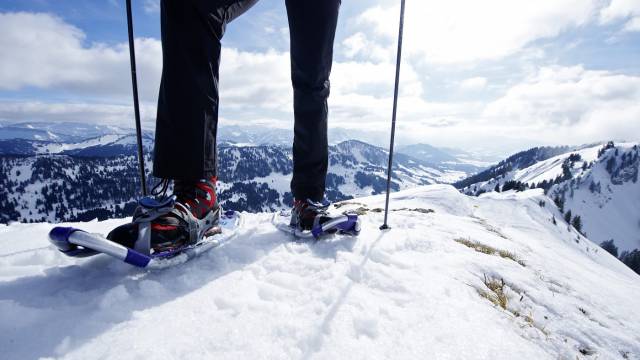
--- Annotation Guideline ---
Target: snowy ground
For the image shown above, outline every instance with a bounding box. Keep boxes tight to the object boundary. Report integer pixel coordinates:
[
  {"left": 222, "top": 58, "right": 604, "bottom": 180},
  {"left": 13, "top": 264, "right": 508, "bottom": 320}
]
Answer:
[{"left": 1, "top": 185, "right": 639, "bottom": 360}]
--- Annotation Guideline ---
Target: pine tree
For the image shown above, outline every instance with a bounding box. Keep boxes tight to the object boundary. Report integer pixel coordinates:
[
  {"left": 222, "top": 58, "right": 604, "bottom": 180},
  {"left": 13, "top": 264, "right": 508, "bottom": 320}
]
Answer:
[
  {"left": 606, "top": 157, "right": 616, "bottom": 174},
  {"left": 599, "top": 239, "right": 618, "bottom": 257},
  {"left": 620, "top": 250, "right": 640, "bottom": 275},
  {"left": 562, "top": 162, "right": 572, "bottom": 180},
  {"left": 571, "top": 215, "right": 582, "bottom": 233},
  {"left": 564, "top": 210, "right": 572, "bottom": 224},
  {"left": 554, "top": 196, "right": 564, "bottom": 212}
]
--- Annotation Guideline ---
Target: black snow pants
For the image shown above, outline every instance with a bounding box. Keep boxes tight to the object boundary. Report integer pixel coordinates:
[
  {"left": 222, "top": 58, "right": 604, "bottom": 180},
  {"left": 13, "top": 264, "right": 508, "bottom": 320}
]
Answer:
[{"left": 153, "top": 0, "right": 340, "bottom": 202}]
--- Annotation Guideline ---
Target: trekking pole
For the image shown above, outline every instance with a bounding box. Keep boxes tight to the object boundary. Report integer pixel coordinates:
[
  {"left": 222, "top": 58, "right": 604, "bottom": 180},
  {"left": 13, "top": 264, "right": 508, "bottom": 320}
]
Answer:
[
  {"left": 126, "top": 0, "right": 148, "bottom": 196},
  {"left": 380, "top": 0, "right": 406, "bottom": 231}
]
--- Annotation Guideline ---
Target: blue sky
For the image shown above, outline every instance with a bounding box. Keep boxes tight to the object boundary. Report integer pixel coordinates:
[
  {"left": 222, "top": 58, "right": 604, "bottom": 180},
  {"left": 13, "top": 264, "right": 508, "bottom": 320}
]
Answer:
[{"left": 0, "top": 0, "right": 639, "bottom": 154}]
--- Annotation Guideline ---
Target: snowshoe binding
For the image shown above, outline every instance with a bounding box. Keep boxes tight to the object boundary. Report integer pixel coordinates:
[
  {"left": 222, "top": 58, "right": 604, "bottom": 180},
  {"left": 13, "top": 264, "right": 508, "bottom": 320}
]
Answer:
[
  {"left": 148, "top": 176, "right": 220, "bottom": 254},
  {"left": 277, "top": 198, "right": 361, "bottom": 239},
  {"left": 108, "top": 176, "right": 221, "bottom": 256}
]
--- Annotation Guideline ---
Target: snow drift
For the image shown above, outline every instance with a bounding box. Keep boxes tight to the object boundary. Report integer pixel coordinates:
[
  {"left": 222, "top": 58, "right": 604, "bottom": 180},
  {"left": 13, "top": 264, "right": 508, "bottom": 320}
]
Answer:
[{"left": 1, "top": 185, "right": 639, "bottom": 359}]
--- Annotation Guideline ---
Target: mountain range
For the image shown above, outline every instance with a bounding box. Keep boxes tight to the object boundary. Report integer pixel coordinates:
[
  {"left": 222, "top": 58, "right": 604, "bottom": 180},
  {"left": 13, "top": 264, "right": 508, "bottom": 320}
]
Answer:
[{"left": 0, "top": 122, "right": 479, "bottom": 224}]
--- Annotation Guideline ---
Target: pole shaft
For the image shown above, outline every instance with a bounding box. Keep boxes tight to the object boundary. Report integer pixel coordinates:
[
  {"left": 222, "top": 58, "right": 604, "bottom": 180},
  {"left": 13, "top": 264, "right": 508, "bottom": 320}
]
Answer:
[
  {"left": 126, "top": 0, "right": 148, "bottom": 196},
  {"left": 381, "top": 0, "right": 406, "bottom": 229}
]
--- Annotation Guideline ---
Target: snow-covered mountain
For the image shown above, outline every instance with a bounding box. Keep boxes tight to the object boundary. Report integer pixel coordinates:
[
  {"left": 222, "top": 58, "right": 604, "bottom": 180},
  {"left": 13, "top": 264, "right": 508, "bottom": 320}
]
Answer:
[
  {"left": 0, "top": 140, "right": 461, "bottom": 223},
  {"left": 0, "top": 121, "right": 132, "bottom": 142},
  {"left": 0, "top": 131, "right": 154, "bottom": 157},
  {"left": 217, "top": 139, "right": 459, "bottom": 212},
  {"left": 1, "top": 186, "right": 639, "bottom": 359},
  {"left": 397, "top": 143, "right": 491, "bottom": 174},
  {"left": 218, "top": 125, "right": 370, "bottom": 146},
  {"left": 0, "top": 122, "right": 486, "bottom": 173},
  {"left": 0, "top": 123, "right": 470, "bottom": 224},
  {"left": 456, "top": 141, "right": 640, "bottom": 264}
]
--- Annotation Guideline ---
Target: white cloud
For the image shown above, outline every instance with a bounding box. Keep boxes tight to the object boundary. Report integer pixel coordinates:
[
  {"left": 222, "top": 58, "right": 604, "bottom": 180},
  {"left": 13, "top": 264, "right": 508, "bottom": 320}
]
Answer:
[
  {"left": 1, "top": 8, "right": 638, "bottom": 152},
  {"left": 600, "top": 0, "right": 640, "bottom": 31},
  {"left": 0, "top": 12, "right": 294, "bottom": 124},
  {"left": 342, "top": 32, "right": 393, "bottom": 63},
  {"left": 0, "top": 12, "right": 432, "bottom": 131},
  {"left": 219, "top": 49, "right": 292, "bottom": 112},
  {"left": 353, "top": 1, "right": 600, "bottom": 64},
  {"left": 624, "top": 16, "right": 640, "bottom": 30},
  {"left": 332, "top": 64, "right": 640, "bottom": 149},
  {"left": 0, "top": 12, "right": 162, "bottom": 101},
  {"left": 332, "top": 61, "right": 423, "bottom": 97},
  {"left": 459, "top": 77, "right": 488, "bottom": 91},
  {"left": 143, "top": 0, "right": 160, "bottom": 14},
  {"left": 484, "top": 65, "right": 640, "bottom": 141},
  {"left": 0, "top": 101, "right": 156, "bottom": 128}
]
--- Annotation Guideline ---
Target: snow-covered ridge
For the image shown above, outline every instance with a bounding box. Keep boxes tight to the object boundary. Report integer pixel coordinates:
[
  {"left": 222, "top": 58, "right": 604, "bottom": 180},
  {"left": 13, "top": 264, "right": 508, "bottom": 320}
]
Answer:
[
  {"left": 36, "top": 134, "right": 126, "bottom": 154},
  {"left": 459, "top": 142, "right": 640, "bottom": 255},
  {"left": 1, "top": 185, "right": 638, "bottom": 359}
]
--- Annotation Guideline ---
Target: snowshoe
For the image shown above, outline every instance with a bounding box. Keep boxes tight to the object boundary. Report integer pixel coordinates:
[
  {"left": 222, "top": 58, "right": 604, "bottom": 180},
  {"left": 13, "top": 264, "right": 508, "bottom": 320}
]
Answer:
[
  {"left": 275, "top": 198, "right": 361, "bottom": 239},
  {"left": 49, "top": 177, "right": 242, "bottom": 268}
]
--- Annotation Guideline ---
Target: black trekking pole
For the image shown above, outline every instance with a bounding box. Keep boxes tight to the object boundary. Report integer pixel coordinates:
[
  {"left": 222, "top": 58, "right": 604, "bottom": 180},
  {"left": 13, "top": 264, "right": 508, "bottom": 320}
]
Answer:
[
  {"left": 380, "top": 0, "right": 406, "bottom": 231},
  {"left": 126, "top": 0, "right": 148, "bottom": 196}
]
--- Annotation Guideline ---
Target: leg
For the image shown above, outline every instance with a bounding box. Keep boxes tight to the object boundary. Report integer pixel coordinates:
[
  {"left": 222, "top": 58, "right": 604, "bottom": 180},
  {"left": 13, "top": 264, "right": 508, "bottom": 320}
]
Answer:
[
  {"left": 153, "top": 0, "right": 258, "bottom": 181},
  {"left": 286, "top": 0, "right": 341, "bottom": 202}
]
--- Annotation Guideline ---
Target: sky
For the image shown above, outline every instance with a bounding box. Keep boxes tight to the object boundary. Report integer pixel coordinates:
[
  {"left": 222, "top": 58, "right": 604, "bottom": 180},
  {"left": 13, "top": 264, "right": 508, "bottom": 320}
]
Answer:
[{"left": 0, "top": 0, "right": 639, "bottom": 155}]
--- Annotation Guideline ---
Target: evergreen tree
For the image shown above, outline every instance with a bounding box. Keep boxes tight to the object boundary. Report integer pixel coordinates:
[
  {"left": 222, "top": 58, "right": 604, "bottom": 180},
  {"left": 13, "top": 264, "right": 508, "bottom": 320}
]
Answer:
[
  {"left": 620, "top": 250, "right": 640, "bottom": 275},
  {"left": 599, "top": 239, "right": 618, "bottom": 257},
  {"left": 554, "top": 196, "right": 564, "bottom": 212},
  {"left": 562, "top": 162, "right": 572, "bottom": 180},
  {"left": 571, "top": 215, "right": 582, "bottom": 233},
  {"left": 494, "top": 183, "right": 501, "bottom": 192},
  {"left": 564, "top": 210, "right": 572, "bottom": 224},
  {"left": 606, "top": 157, "right": 616, "bottom": 174}
]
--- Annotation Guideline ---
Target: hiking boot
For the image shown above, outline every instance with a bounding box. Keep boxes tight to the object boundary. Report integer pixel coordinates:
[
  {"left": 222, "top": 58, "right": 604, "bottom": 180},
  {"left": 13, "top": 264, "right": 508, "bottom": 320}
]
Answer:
[
  {"left": 290, "top": 198, "right": 331, "bottom": 231},
  {"left": 150, "top": 176, "right": 219, "bottom": 252}
]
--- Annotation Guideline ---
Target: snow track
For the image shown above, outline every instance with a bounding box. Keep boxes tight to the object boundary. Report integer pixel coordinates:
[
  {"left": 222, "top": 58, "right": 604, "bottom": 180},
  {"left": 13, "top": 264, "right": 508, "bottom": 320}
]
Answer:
[{"left": 1, "top": 185, "right": 639, "bottom": 359}]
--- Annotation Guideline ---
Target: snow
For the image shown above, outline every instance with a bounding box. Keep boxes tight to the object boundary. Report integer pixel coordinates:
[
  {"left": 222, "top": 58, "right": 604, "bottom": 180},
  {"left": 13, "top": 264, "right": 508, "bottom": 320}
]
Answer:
[
  {"left": 464, "top": 142, "right": 639, "bottom": 253},
  {"left": 514, "top": 146, "right": 600, "bottom": 185},
  {"left": 1, "top": 186, "right": 639, "bottom": 359},
  {"left": 38, "top": 134, "right": 124, "bottom": 154},
  {"left": 560, "top": 145, "right": 640, "bottom": 252}
]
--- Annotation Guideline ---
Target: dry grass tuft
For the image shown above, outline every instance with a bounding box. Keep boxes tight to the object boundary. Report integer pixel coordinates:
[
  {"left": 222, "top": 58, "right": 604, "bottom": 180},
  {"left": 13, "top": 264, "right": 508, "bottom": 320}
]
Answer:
[
  {"left": 497, "top": 249, "right": 527, "bottom": 266},
  {"left": 455, "top": 238, "right": 495, "bottom": 254},
  {"left": 351, "top": 207, "right": 370, "bottom": 215},
  {"left": 331, "top": 205, "right": 430, "bottom": 215},
  {"left": 333, "top": 201, "right": 366, "bottom": 209},
  {"left": 455, "top": 238, "right": 525, "bottom": 266},
  {"left": 393, "top": 207, "right": 435, "bottom": 214},
  {"left": 475, "top": 274, "right": 550, "bottom": 337},
  {"left": 479, "top": 275, "right": 508, "bottom": 309}
]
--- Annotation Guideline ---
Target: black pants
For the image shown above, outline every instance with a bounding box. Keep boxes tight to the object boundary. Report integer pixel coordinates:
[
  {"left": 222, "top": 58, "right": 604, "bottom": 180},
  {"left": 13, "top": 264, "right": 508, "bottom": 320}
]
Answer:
[{"left": 153, "top": 0, "right": 340, "bottom": 202}]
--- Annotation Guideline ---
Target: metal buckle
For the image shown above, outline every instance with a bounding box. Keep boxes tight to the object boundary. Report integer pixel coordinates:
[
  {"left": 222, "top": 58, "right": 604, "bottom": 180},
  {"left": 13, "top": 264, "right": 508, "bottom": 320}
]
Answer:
[{"left": 133, "top": 196, "right": 176, "bottom": 223}]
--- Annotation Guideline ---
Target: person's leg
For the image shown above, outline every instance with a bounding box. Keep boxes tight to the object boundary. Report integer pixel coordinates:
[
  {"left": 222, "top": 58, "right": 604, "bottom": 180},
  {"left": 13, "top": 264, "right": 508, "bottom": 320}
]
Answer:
[
  {"left": 153, "top": 0, "right": 258, "bottom": 181},
  {"left": 286, "top": 0, "right": 340, "bottom": 202}
]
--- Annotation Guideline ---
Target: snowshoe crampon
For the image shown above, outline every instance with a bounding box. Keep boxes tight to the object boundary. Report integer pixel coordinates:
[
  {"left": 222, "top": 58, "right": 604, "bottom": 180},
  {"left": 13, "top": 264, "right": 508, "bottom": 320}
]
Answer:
[{"left": 48, "top": 196, "right": 242, "bottom": 269}]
